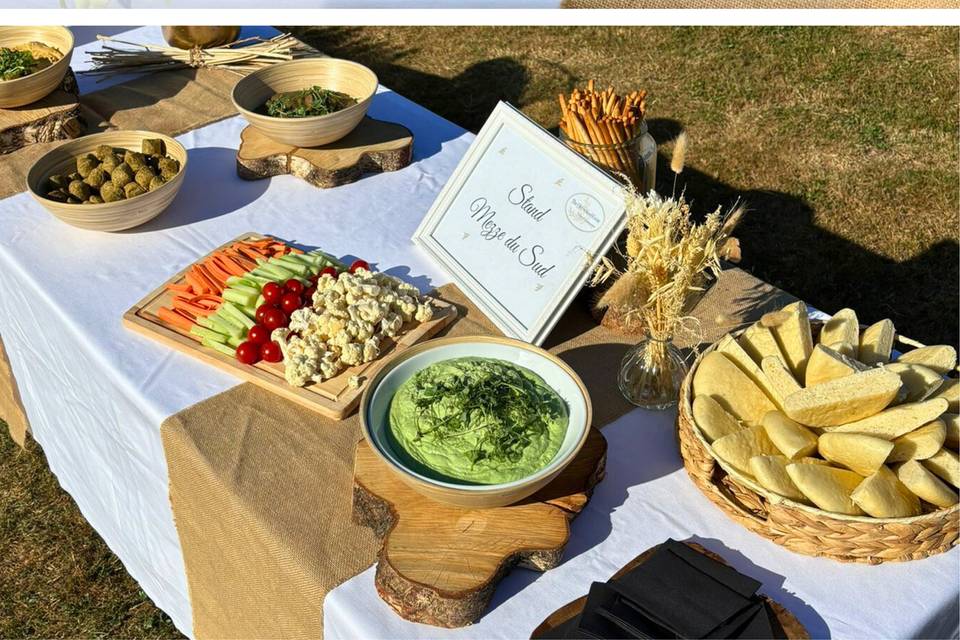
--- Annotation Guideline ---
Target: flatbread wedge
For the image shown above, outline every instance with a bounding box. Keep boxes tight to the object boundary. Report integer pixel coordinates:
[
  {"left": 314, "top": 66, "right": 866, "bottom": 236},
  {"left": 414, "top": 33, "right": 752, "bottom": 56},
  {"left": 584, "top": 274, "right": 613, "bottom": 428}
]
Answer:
[
  {"left": 823, "top": 398, "right": 948, "bottom": 440},
  {"left": 805, "top": 343, "right": 870, "bottom": 387},
  {"left": 693, "top": 351, "right": 777, "bottom": 425},
  {"left": 761, "top": 356, "right": 803, "bottom": 405},
  {"left": 851, "top": 466, "right": 921, "bottom": 518},
  {"left": 715, "top": 334, "right": 782, "bottom": 409},
  {"left": 884, "top": 363, "right": 946, "bottom": 404},
  {"left": 782, "top": 368, "right": 901, "bottom": 427},
  {"left": 887, "top": 420, "right": 946, "bottom": 463},
  {"left": 693, "top": 395, "right": 744, "bottom": 443},
  {"left": 738, "top": 322, "right": 784, "bottom": 366},
  {"left": 896, "top": 460, "right": 958, "bottom": 508},
  {"left": 762, "top": 410, "right": 817, "bottom": 459},
  {"left": 764, "top": 301, "right": 814, "bottom": 379},
  {"left": 859, "top": 319, "right": 895, "bottom": 366},
  {"left": 943, "top": 413, "right": 959, "bottom": 450},
  {"left": 786, "top": 462, "right": 864, "bottom": 515},
  {"left": 749, "top": 455, "right": 809, "bottom": 503},
  {"left": 710, "top": 425, "right": 779, "bottom": 478},
  {"left": 819, "top": 308, "right": 859, "bottom": 348},
  {"left": 931, "top": 379, "right": 959, "bottom": 414},
  {"left": 897, "top": 345, "right": 957, "bottom": 376},
  {"left": 922, "top": 448, "right": 959, "bottom": 488},
  {"left": 818, "top": 432, "right": 893, "bottom": 476}
]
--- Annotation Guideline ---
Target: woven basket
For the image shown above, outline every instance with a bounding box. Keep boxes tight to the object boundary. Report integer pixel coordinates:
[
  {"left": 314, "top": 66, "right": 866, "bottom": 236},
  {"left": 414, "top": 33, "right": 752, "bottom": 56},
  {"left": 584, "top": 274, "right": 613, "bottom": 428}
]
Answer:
[{"left": 677, "top": 322, "right": 959, "bottom": 564}]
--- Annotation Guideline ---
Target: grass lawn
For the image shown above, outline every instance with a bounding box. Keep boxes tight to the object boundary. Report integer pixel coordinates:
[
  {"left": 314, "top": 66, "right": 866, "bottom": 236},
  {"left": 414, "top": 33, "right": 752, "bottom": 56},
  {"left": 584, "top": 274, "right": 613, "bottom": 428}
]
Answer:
[{"left": 1, "top": 26, "right": 957, "bottom": 637}]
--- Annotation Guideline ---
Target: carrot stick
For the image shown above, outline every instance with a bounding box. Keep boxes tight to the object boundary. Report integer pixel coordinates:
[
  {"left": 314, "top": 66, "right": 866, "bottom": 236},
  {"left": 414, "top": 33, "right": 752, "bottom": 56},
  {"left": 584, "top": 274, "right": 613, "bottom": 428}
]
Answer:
[
  {"left": 185, "top": 270, "right": 209, "bottom": 295},
  {"left": 166, "top": 282, "right": 192, "bottom": 293},
  {"left": 158, "top": 307, "right": 195, "bottom": 331}
]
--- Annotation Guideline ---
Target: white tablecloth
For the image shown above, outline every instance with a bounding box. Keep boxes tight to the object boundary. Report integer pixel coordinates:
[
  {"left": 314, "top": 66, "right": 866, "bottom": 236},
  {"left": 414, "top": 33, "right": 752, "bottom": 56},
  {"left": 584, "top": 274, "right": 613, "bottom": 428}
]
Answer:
[
  {"left": 1, "top": 26, "right": 958, "bottom": 640},
  {"left": 17, "top": 0, "right": 561, "bottom": 7}
]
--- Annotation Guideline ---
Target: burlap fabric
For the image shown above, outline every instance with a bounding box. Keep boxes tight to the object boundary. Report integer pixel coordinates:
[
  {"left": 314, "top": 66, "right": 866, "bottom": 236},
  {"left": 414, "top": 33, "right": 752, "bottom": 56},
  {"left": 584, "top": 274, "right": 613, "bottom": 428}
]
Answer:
[
  {"left": 0, "top": 337, "right": 30, "bottom": 447},
  {"left": 562, "top": 0, "right": 952, "bottom": 6},
  {"left": 160, "top": 268, "right": 792, "bottom": 639}
]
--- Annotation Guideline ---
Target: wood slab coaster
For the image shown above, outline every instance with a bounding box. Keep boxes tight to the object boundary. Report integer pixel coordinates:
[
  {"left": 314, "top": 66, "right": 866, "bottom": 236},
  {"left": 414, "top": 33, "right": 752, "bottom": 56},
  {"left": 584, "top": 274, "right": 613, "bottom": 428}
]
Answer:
[
  {"left": 353, "top": 428, "right": 608, "bottom": 629},
  {"left": 122, "top": 232, "right": 457, "bottom": 420},
  {"left": 0, "top": 69, "right": 82, "bottom": 155},
  {"left": 236, "top": 116, "right": 413, "bottom": 189},
  {"left": 530, "top": 541, "right": 810, "bottom": 639}
]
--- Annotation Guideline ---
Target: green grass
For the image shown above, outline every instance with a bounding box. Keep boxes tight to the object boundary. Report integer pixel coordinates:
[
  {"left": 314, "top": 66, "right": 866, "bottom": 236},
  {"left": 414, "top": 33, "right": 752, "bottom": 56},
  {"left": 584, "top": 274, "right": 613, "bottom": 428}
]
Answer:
[{"left": 1, "top": 27, "right": 957, "bottom": 637}]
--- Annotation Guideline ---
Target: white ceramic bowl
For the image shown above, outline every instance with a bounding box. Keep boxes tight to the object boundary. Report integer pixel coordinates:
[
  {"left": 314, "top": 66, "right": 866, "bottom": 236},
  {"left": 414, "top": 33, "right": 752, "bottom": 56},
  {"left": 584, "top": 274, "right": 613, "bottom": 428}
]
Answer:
[{"left": 360, "top": 336, "right": 593, "bottom": 508}]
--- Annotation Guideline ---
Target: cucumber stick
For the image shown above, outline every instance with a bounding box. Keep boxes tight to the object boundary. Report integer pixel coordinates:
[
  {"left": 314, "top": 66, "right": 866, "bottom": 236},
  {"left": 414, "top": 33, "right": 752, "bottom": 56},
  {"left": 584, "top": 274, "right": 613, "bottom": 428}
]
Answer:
[
  {"left": 272, "top": 256, "right": 312, "bottom": 277},
  {"left": 191, "top": 325, "right": 228, "bottom": 344},
  {"left": 223, "top": 287, "right": 259, "bottom": 308},
  {"left": 220, "top": 301, "right": 255, "bottom": 330},
  {"left": 203, "top": 336, "right": 236, "bottom": 357}
]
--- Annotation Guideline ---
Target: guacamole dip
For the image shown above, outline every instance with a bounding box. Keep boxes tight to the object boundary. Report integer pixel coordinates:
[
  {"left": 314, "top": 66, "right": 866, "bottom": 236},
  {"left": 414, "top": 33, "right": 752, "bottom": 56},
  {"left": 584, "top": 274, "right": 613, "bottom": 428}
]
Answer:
[{"left": 388, "top": 357, "right": 569, "bottom": 485}]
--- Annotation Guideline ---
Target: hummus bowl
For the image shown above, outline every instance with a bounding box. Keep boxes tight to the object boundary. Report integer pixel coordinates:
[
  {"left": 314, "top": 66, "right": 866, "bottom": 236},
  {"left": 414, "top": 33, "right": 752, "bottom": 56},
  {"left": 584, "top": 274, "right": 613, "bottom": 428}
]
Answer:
[{"left": 360, "top": 336, "right": 592, "bottom": 509}]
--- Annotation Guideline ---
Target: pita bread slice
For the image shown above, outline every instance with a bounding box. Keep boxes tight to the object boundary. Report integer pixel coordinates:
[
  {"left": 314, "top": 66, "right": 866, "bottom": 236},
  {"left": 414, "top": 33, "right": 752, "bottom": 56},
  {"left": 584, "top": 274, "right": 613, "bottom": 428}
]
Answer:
[
  {"left": 716, "top": 334, "right": 782, "bottom": 409},
  {"left": 739, "top": 322, "right": 784, "bottom": 365},
  {"left": 783, "top": 368, "right": 901, "bottom": 427},
  {"left": 884, "top": 363, "right": 945, "bottom": 403},
  {"left": 887, "top": 420, "right": 946, "bottom": 463},
  {"left": 761, "top": 410, "right": 818, "bottom": 459},
  {"left": 818, "top": 432, "right": 894, "bottom": 476},
  {"left": 943, "top": 413, "right": 959, "bottom": 450},
  {"left": 693, "top": 395, "right": 744, "bottom": 443},
  {"left": 786, "top": 462, "right": 864, "bottom": 515},
  {"left": 805, "top": 344, "right": 870, "bottom": 387},
  {"left": 749, "top": 455, "right": 809, "bottom": 503},
  {"left": 897, "top": 345, "right": 957, "bottom": 376},
  {"left": 851, "top": 466, "right": 921, "bottom": 518},
  {"left": 859, "top": 319, "right": 895, "bottom": 365},
  {"left": 922, "top": 448, "right": 959, "bottom": 488},
  {"left": 896, "top": 460, "right": 958, "bottom": 508},
  {"left": 764, "top": 302, "right": 814, "bottom": 379},
  {"left": 693, "top": 352, "right": 777, "bottom": 426},
  {"left": 932, "top": 379, "right": 959, "bottom": 414},
  {"left": 823, "top": 399, "right": 948, "bottom": 440},
  {"left": 761, "top": 356, "right": 803, "bottom": 405},
  {"left": 710, "top": 425, "right": 779, "bottom": 478},
  {"left": 819, "top": 308, "right": 859, "bottom": 348}
]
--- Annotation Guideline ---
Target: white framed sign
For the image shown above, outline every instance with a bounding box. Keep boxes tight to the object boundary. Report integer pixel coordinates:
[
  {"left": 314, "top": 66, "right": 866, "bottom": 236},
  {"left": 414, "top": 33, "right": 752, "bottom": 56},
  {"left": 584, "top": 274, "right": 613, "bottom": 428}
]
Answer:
[{"left": 414, "top": 102, "right": 626, "bottom": 345}]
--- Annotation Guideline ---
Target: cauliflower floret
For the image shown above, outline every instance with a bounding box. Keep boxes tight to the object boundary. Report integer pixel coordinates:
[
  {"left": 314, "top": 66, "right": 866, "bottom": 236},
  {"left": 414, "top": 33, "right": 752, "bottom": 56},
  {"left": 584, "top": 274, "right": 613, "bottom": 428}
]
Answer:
[
  {"left": 329, "top": 330, "right": 353, "bottom": 349},
  {"left": 340, "top": 343, "right": 363, "bottom": 366},
  {"left": 317, "top": 352, "right": 342, "bottom": 380},
  {"left": 283, "top": 337, "right": 321, "bottom": 387},
  {"left": 396, "top": 295, "right": 417, "bottom": 322},
  {"left": 362, "top": 337, "right": 380, "bottom": 363},
  {"left": 288, "top": 307, "right": 315, "bottom": 334},
  {"left": 396, "top": 281, "right": 420, "bottom": 297},
  {"left": 315, "top": 273, "right": 337, "bottom": 292},
  {"left": 381, "top": 312, "right": 403, "bottom": 338},
  {"left": 355, "top": 298, "right": 384, "bottom": 324},
  {"left": 359, "top": 283, "right": 381, "bottom": 298},
  {"left": 348, "top": 375, "right": 363, "bottom": 389},
  {"left": 415, "top": 302, "right": 434, "bottom": 323}
]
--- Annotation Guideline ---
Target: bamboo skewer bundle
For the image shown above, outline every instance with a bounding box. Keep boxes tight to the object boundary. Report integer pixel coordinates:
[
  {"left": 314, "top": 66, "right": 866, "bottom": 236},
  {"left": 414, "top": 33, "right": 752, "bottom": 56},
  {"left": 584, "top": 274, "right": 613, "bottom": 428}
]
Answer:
[
  {"left": 81, "top": 33, "right": 316, "bottom": 79},
  {"left": 558, "top": 80, "right": 648, "bottom": 184}
]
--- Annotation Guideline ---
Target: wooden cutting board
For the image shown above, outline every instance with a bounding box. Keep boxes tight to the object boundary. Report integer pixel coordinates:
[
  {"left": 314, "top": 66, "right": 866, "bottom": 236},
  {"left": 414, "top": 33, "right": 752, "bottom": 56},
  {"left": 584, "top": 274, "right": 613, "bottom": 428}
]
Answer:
[
  {"left": 122, "top": 232, "right": 457, "bottom": 420},
  {"left": 0, "top": 69, "right": 82, "bottom": 155},
  {"left": 236, "top": 117, "right": 413, "bottom": 189},
  {"left": 530, "top": 541, "right": 810, "bottom": 639},
  {"left": 353, "top": 428, "right": 608, "bottom": 628}
]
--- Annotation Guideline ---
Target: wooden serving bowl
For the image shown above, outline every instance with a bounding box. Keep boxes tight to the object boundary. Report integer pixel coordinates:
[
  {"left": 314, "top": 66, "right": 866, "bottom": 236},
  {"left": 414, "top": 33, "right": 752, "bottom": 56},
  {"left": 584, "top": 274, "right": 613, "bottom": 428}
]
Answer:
[
  {"left": 360, "top": 336, "right": 593, "bottom": 509},
  {"left": 0, "top": 26, "right": 75, "bottom": 108},
  {"left": 231, "top": 58, "right": 378, "bottom": 147},
  {"left": 26, "top": 130, "right": 188, "bottom": 232}
]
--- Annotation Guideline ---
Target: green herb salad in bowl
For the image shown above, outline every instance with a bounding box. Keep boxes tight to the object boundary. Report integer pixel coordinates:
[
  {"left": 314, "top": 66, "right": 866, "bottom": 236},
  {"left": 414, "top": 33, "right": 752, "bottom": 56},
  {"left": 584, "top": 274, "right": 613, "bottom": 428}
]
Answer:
[{"left": 361, "top": 336, "right": 592, "bottom": 508}]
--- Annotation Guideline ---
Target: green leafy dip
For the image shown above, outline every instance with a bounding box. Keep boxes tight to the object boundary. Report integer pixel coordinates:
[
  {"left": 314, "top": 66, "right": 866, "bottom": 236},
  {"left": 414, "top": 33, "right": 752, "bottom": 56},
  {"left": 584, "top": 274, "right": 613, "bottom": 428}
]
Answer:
[{"left": 388, "top": 357, "right": 569, "bottom": 485}]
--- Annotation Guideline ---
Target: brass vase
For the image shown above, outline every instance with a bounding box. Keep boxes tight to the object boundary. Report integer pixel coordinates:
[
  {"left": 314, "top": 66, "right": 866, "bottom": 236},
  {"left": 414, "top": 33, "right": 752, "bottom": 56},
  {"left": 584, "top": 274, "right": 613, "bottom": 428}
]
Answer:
[{"left": 161, "top": 26, "right": 241, "bottom": 50}]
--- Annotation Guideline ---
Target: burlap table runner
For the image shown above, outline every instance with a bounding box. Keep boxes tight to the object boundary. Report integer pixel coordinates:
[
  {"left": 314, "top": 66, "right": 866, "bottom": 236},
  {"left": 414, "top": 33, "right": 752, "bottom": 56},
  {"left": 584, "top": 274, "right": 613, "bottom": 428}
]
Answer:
[
  {"left": 160, "top": 268, "right": 794, "bottom": 639},
  {"left": 562, "top": 0, "right": 951, "bottom": 6}
]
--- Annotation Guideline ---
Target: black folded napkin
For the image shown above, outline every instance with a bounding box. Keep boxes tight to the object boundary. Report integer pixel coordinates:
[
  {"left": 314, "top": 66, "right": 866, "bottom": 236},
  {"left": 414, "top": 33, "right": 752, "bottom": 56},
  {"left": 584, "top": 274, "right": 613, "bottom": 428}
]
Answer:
[{"left": 557, "top": 540, "right": 786, "bottom": 640}]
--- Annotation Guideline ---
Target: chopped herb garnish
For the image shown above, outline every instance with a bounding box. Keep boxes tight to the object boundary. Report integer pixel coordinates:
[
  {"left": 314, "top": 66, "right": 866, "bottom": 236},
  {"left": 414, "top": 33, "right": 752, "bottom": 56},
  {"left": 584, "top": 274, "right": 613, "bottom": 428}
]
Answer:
[
  {"left": 263, "top": 86, "right": 357, "bottom": 119},
  {"left": 0, "top": 48, "right": 37, "bottom": 81},
  {"left": 410, "top": 362, "right": 564, "bottom": 466}
]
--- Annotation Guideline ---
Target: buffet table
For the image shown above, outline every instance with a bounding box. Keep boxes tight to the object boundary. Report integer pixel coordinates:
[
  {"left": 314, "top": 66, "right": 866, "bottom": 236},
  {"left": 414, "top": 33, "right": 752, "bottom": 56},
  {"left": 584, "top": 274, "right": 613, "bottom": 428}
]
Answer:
[{"left": 0, "top": 26, "right": 957, "bottom": 640}]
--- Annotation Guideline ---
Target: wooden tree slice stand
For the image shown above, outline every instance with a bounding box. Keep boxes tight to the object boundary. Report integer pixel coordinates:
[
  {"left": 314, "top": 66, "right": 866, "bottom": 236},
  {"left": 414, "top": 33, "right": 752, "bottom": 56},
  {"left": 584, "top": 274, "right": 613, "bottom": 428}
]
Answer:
[
  {"left": 531, "top": 541, "right": 810, "bottom": 639},
  {"left": 0, "top": 69, "right": 82, "bottom": 155},
  {"left": 353, "top": 428, "right": 608, "bottom": 628},
  {"left": 236, "top": 116, "right": 413, "bottom": 189}
]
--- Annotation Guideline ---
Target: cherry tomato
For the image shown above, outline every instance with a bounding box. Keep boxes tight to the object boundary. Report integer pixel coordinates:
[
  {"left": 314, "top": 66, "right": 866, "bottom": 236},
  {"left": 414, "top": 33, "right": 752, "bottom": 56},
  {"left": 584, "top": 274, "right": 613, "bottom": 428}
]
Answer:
[
  {"left": 255, "top": 303, "right": 274, "bottom": 324},
  {"left": 236, "top": 341, "right": 261, "bottom": 365},
  {"left": 247, "top": 324, "right": 270, "bottom": 345},
  {"left": 262, "top": 307, "right": 288, "bottom": 330},
  {"left": 319, "top": 266, "right": 338, "bottom": 279},
  {"left": 303, "top": 286, "right": 317, "bottom": 303},
  {"left": 262, "top": 281, "right": 283, "bottom": 304},
  {"left": 349, "top": 259, "right": 370, "bottom": 273},
  {"left": 260, "top": 341, "right": 283, "bottom": 363},
  {"left": 309, "top": 273, "right": 320, "bottom": 285},
  {"left": 280, "top": 292, "right": 301, "bottom": 315},
  {"left": 284, "top": 279, "right": 304, "bottom": 296}
]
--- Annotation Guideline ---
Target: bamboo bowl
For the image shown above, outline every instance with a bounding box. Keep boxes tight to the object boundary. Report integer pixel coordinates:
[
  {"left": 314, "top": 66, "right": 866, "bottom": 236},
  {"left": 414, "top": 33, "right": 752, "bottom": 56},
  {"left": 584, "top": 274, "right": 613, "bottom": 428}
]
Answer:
[
  {"left": 26, "top": 130, "right": 188, "bottom": 232},
  {"left": 677, "top": 321, "right": 958, "bottom": 564},
  {"left": 360, "top": 336, "right": 593, "bottom": 509},
  {"left": 231, "top": 58, "right": 378, "bottom": 147},
  {"left": 0, "top": 26, "right": 75, "bottom": 108}
]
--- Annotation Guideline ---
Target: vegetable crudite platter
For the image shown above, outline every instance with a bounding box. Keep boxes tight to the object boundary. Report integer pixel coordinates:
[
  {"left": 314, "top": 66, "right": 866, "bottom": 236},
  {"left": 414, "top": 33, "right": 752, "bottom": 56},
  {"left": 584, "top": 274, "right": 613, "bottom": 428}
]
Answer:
[
  {"left": 122, "top": 233, "right": 457, "bottom": 420},
  {"left": 353, "top": 336, "right": 606, "bottom": 628},
  {"left": 235, "top": 116, "right": 413, "bottom": 189},
  {"left": 678, "top": 301, "right": 959, "bottom": 563},
  {"left": 530, "top": 541, "right": 809, "bottom": 640}
]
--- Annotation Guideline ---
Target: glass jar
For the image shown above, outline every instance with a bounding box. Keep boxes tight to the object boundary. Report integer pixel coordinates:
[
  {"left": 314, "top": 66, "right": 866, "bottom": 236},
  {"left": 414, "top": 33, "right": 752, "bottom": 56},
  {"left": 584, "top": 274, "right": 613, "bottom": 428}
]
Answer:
[
  {"left": 560, "top": 120, "right": 657, "bottom": 193},
  {"left": 618, "top": 332, "right": 688, "bottom": 410}
]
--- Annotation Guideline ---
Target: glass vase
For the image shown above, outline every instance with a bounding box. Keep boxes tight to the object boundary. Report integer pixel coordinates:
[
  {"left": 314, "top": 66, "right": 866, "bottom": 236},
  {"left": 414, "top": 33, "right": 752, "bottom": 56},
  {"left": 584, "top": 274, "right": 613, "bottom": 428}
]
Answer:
[
  {"left": 559, "top": 120, "right": 657, "bottom": 193},
  {"left": 618, "top": 333, "right": 689, "bottom": 410}
]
